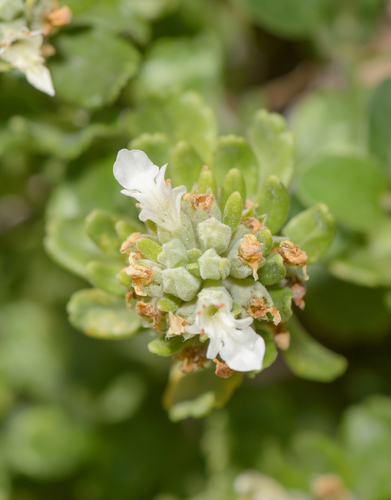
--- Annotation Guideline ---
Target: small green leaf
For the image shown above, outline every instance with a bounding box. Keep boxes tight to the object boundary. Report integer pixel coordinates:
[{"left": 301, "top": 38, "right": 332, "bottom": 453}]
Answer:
[
  {"left": 86, "top": 261, "right": 125, "bottom": 296},
  {"left": 248, "top": 109, "right": 294, "bottom": 187},
  {"left": 283, "top": 317, "right": 348, "bottom": 382},
  {"left": 298, "top": 155, "right": 388, "bottom": 230},
  {"left": 220, "top": 169, "right": 246, "bottom": 211},
  {"left": 268, "top": 288, "right": 294, "bottom": 323},
  {"left": 223, "top": 191, "right": 243, "bottom": 232},
  {"left": 257, "top": 328, "right": 278, "bottom": 370},
  {"left": 85, "top": 209, "right": 121, "bottom": 259},
  {"left": 212, "top": 135, "right": 259, "bottom": 197},
  {"left": 169, "top": 141, "right": 203, "bottom": 189},
  {"left": 197, "top": 167, "right": 217, "bottom": 197},
  {"left": 67, "top": 289, "right": 141, "bottom": 339},
  {"left": 157, "top": 295, "right": 182, "bottom": 312},
  {"left": 282, "top": 203, "right": 335, "bottom": 264},
  {"left": 51, "top": 30, "right": 140, "bottom": 109},
  {"left": 258, "top": 253, "right": 286, "bottom": 285},
  {"left": 256, "top": 175, "right": 290, "bottom": 233},
  {"left": 136, "top": 238, "right": 162, "bottom": 262},
  {"left": 148, "top": 336, "right": 187, "bottom": 357},
  {"left": 45, "top": 218, "right": 104, "bottom": 279},
  {"left": 163, "top": 363, "right": 242, "bottom": 421},
  {"left": 116, "top": 271, "right": 132, "bottom": 288}
]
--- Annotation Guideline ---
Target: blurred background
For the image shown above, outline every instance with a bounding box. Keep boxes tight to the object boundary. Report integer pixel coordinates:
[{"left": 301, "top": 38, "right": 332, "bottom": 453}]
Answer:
[{"left": 1, "top": 0, "right": 391, "bottom": 499}]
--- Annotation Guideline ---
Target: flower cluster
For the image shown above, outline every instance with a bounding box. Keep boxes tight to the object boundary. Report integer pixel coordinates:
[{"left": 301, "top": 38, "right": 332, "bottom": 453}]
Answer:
[
  {"left": 0, "top": 0, "right": 71, "bottom": 95},
  {"left": 114, "top": 149, "right": 308, "bottom": 376}
]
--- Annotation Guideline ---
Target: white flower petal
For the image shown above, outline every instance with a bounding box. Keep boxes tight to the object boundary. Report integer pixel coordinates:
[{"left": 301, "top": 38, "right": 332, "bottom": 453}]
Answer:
[
  {"left": 113, "top": 149, "right": 186, "bottom": 231},
  {"left": 184, "top": 289, "right": 265, "bottom": 373},
  {"left": 113, "top": 149, "right": 158, "bottom": 192},
  {"left": 26, "top": 63, "right": 54, "bottom": 96},
  {"left": 219, "top": 326, "right": 265, "bottom": 372}
]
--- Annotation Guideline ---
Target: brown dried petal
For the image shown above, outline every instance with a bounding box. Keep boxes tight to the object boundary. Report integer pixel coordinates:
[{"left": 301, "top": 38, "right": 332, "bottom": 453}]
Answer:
[
  {"left": 183, "top": 193, "right": 214, "bottom": 212},
  {"left": 135, "top": 300, "right": 163, "bottom": 332},
  {"left": 242, "top": 217, "right": 265, "bottom": 233},
  {"left": 311, "top": 474, "right": 350, "bottom": 500},
  {"left": 247, "top": 297, "right": 281, "bottom": 326},
  {"left": 213, "top": 358, "right": 235, "bottom": 378},
  {"left": 120, "top": 232, "right": 142, "bottom": 254},
  {"left": 238, "top": 234, "right": 263, "bottom": 279},
  {"left": 125, "top": 252, "right": 153, "bottom": 296},
  {"left": 47, "top": 6, "right": 72, "bottom": 26},
  {"left": 291, "top": 282, "right": 306, "bottom": 310},
  {"left": 167, "top": 312, "right": 187, "bottom": 338},
  {"left": 174, "top": 346, "right": 208, "bottom": 374},
  {"left": 274, "top": 332, "right": 290, "bottom": 350}
]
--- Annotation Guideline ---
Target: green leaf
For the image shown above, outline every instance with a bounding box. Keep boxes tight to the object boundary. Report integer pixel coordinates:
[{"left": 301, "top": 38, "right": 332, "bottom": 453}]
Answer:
[
  {"left": 115, "top": 219, "right": 144, "bottom": 242},
  {"left": 135, "top": 34, "right": 222, "bottom": 97},
  {"left": 282, "top": 203, "right": 335, "bottom": 264},
  {"left": 136, "top": 238, "right": 162, "bottom": 262},
  {"left": 50, "top": 30, "right": 140, "bottom": 109},
  {"left": 85, "top": 209, "right": 121, "bottom": 259},
  {"left": 369, "top": 77, "right": 391, "bottom": 174},
  {"left": 248, "top": 109, "right": 294, "bottom": 187},
  {"left": 86, "top": 261, "right": 125, "bottom": 296},
  {"left": 196, "top": 167, "right": 217, "bottom": 197},
  {"left": 220, "top": 168, "right": 246, "bottom": 211},
  {"left": 157, "top": 295, "right": 182, "bottom": 312},
  {"left": 129, "top": 133, "right": 173, "bottom": 168},
  {"left": 268, "top": 288, "right": 294, "bottom": 323},
  {"left": 67, "top": 289, "right": 141, "bottom": 339},
  {"left": 258, "top": 253, "right": 286, "bottom": 286},
  {"left": 257, "top": 328, "right": 278, "bottom": 370},
  {"left": 256, "top": 175, "right": 290, "bottom": 234},
  {"left": 223, "top": 192, "right": 243, "bottom": 233},
  {"left": 235, "top": 0, "right": 333, "bottom": 38},
  {"left": 3, "top": 405, "right": 91, "bottom": 480},
  {"left": 283, "top": 317, "right": 347, "bottom": 382},
  {"left": 212, "top": 135, "right": 259, "bottom": 197},
  {"left": 169, "top": 141, "right": 203, "bottom": 189},
  {"left": 298, "top": 155, "right": 388, "bottom": 230},
  {"left": 148, "top": 336, "right": 187, "bottom": 356},
  {"left": 45, "top": 218, "right": 104, "bottom": 279},
  {"left": 163, "top": 363, "right": 242, "bottom": 421}
]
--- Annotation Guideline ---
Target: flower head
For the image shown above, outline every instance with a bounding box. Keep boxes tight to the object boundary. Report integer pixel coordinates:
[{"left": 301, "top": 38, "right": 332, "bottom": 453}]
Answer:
[
  {"left": 0, "top": 24, "right": 54, "bottom": 96},
  {"left": 113, "top": 149, "right": 186, "bottom": 231},
  {"left": 185, "top": 289, "right": 265, "bottom": 372}
]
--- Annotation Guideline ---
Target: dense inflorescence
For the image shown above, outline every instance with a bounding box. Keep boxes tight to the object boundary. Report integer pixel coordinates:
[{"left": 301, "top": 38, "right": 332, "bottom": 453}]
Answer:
[{"left": 114, "top": 149, "right": 309, "bottom": 377}]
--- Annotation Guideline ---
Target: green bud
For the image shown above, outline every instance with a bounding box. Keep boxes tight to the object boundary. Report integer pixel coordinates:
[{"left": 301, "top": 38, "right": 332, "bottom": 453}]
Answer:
[
  {"left": 116, "top": 271, "right": 133, "bottom": 288},
  {"left": 196, "top": 167, "right": 217, "bottom": 197},
  {"left": 255, "top": 175, "right": 290, "bottom": 234},
  {"left": 143, "top": 266, "right": 164, "bottom": 298},
  {"left": 136, "top": 238, "right": 162, "bottom": 262},
  {"left": 227, "top": 238, "right": 253, "bottom": 279},
  {"left": 158, "top": 213, "right": 196, "bottom": 249},
  {"left": 157, "top": 295, "right": 182, "bottom": 312},
  {"left": 187, "top": 248, "right": 203, "bottom": 262},
  {"left": 158, "top": 238, "right": 189, "bottom": 268},
  {"left": 225, "top": 277, "right": 271, "bottom": 309},
  {"left": 148, "top": 335, "right": 186, "bottom": 356},
  {"left": 162, "top": 268, "right": 201, "bottom": 301},
  {"left": 198, "top": 248, "right": 231, "bottom": 280},
  {"left": 220, "top": 168, "right": 246, "bottom": 211},
  {"left": 256, "top": 227, "right": 273, "bottom": 257},
  {"left": 186, "top": 262, "right": 201, "bottom": 278},
  {"left": 86, "top": 209, "right": 121, "bottom": 259},
  {"left": 268, "top": 287, "right": 294, "bottom": 323},
  {"left": 258, "top": 253, "right": 286, "bottom": 285},
  {"left": 223, "top": 191, "right": 243, "bottom": 232},
  {"left": 197, "top": 217, "right": 232, "bottom": 255}
]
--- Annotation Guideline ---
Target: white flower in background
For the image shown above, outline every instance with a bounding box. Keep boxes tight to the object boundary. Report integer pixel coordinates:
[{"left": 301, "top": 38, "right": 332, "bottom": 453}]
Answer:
[
  {"left": 0, "top": 24, "right": 54, "bottom": 96},
  {"left": 185, "top": 289, "right": 265, "bottom": 372},
  {"left": 0, "top": 0, "right": 24, "bottom": 21},
  {"left": 113, "top": 149, "right": 187, "bottom": 231}
]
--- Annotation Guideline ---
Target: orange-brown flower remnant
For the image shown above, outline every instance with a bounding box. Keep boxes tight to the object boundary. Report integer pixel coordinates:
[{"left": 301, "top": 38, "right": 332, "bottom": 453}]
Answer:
[
  {"left": 291, "top": 282, "right": 307, "bottom": 310},
  {"left": 277, "top": 240, "right": 308, "bottom": 279},
  {"left": 184, "top": 193, "right": 214, "bottom": 212},
  {"left": 124, "top": 252, "right": 153, "bottom": 296},
  {"left": 120, "top": 232, "right": 141, "bottom": 254},
  {"left": 167, "top": 312, "right": 187, "bottom": 338},
  {"left": 135, "top": 300, "right": 163, "bottom": 331},
  {"left": 311, "top": 474, "right": 351, "bottom": 500},
  {"left": 213, "top": 358, "right": 235, "bottom": 378},
  {"left": 238, "top": 234, "right": 263, "bottom": 279},
  {"left": 247, "top": 297, "right": 281, "bottom": 325},
  {"left": 174, "top": 346, "right": 208, "bottom": 374},
  {"left": 42, "top": 1, "right": 72, "bottom": 35},
  {"left": 242, "top": 217, "right": 265, "bottom": 233}
]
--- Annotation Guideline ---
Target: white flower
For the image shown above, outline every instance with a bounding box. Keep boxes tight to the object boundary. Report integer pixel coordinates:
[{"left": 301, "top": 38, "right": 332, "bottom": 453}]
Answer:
[
  {"left": 185, "top": 289, "right": 265, "bottom": 372},
  {"left": 0, "top": 24, "right": 54, "bottom": 96},
  {"left": 113, "top": 149, "right": 187, "bottom": 232}
]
